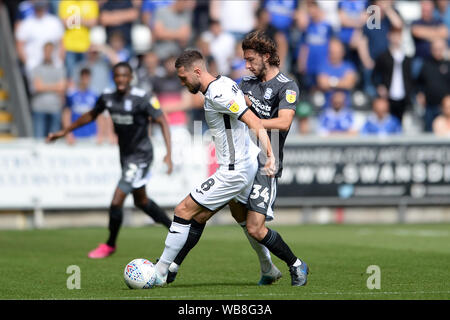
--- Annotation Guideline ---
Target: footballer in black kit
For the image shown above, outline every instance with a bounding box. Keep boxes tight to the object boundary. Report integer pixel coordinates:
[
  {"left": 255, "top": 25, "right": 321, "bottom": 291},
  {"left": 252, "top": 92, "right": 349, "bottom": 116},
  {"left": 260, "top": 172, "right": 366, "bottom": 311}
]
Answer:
[
  {"left": 240, "top": 72, "right": 299, "bottom": 219},
  {"left": 47, "top": 62, "right": 173, "bottom": 258}
]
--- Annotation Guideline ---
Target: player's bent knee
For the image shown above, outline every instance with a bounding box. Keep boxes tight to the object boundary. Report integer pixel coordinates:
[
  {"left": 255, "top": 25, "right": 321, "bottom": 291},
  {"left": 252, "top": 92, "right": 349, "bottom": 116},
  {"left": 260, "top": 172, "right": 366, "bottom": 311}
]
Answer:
[{"left": 246, "top": 223, "right": 266, "bottom": 241}]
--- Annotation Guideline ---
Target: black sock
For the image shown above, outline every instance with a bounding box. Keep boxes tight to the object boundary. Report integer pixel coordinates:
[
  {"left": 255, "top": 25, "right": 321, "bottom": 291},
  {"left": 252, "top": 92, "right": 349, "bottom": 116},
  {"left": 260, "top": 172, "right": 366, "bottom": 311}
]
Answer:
[
  {"left": 173, "top": 219, "right": 206, "bottom": 266},
  {"left": 106, "top": 206, "right": 123, "bottom": 247},
  {"left": 259, "top": 228, "right": 297, "bottom": 267},
  {"left": 140, "top": 199, "right": 172, "bottom": 229}
]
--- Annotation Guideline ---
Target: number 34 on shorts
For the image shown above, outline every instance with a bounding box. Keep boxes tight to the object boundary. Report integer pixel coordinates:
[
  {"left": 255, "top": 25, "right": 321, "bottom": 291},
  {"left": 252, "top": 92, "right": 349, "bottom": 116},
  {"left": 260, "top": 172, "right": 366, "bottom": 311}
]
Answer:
[{"left": 250, "top": 184, "right": 270, "bottom": 203}]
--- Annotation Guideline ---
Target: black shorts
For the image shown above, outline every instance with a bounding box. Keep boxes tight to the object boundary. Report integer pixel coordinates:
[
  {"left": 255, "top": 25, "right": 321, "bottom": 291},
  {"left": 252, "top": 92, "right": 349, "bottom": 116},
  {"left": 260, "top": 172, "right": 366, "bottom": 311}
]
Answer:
[
  {"left": 246, "top": 171, "right": 277, "bottom": 221},
  {"left": 117, "top": 160, "right": 151, "bottom": 194}
]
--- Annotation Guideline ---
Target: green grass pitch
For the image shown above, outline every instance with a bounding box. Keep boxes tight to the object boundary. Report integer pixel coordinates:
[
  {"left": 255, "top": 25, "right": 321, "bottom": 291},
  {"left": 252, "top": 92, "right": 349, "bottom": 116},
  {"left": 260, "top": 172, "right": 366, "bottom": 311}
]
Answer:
[{"left": 0, "top": 223, "right": 449, "bottom": 300}]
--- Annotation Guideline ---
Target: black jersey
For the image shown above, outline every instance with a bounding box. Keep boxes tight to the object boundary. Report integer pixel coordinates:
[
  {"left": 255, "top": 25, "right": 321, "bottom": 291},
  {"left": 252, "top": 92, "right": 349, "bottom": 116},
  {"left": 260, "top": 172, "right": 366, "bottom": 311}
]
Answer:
[
  {"left": 93, "top": 87, "right": 163, "bottom": 165},
  {"left": 239, "top": 72, "right": 299, "bottom": 177}
]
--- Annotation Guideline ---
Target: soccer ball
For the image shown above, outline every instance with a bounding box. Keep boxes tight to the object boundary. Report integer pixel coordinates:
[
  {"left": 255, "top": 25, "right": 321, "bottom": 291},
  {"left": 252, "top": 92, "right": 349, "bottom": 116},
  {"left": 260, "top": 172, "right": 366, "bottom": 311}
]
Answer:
[{"left": 123, "top": 258, "right": 157, "bottom": 289}]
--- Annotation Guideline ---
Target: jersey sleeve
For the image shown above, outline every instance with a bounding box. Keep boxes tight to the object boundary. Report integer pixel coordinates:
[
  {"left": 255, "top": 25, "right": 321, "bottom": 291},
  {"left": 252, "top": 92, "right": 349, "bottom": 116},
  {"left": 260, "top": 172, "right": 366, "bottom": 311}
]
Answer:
[
  {"left": 92, "top": 94, "right": 107, "bottom": 114},
  {"left": 211, "top": 82, "right": 249, "bottom": 119},
  {"left": 278, "top": 81, "right": 299, "bottom": 110},
  {"left": 143, "top": 95, "right": 163, "bottom": 119}
]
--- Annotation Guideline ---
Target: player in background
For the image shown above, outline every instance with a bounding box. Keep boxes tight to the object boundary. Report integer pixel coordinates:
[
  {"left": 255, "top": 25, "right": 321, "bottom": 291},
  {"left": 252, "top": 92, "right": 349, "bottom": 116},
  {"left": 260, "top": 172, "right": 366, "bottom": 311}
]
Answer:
[
  {"left": 46, "top": 62, "right": 173, "bottom": 259},
  {"left": 166, "top": 31, "right": 309, "bottom": 286},
  {"left": 151, "top": 49, "right": 276, "bottom": 286}
]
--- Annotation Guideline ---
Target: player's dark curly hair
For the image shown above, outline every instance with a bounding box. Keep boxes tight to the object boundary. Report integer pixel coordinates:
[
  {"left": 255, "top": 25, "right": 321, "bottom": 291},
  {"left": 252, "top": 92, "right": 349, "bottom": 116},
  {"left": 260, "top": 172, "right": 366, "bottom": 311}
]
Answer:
[
  {"left": 175, "top": 49, "right": 204, "bottom": 69},
  {"left": 242, "top": 31, "right": 280, "bottom": 67}
]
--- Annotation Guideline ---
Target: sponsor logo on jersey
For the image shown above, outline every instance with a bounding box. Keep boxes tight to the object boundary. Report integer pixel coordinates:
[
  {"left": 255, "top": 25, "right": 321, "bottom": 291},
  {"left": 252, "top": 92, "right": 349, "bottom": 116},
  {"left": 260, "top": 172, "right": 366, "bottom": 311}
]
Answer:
[
  {"left": 264, "top": 88, "right": 273, "bottom": 100},
  {"left": 150, "top": 96, "right": 160, "bottom": 109},
  {"left": 226, "top": 100, "right": 240, "bottom": 113},
  {"left": 286, "top": 90, "right": 297, "bottom": 103},
  {"left": 124, "top": 100, "right": 132, "bottom": 111},
  {"left": 106, "top": 100, "right": 112, "bottom": 108}
]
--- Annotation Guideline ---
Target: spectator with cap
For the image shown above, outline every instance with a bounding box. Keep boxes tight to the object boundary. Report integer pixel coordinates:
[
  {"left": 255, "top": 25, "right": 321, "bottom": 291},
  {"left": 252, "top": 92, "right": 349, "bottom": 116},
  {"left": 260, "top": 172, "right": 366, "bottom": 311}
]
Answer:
[
  {"left": 372, "top": 26, "right": 413, "bottom": 125},
  {"left": 417, "top": 38, "right": 450, "bottom": 132},
  {"left": 99, "top": 0, "right": 140, "bottom": 49},
  {"left": 316, "top": 37, "right": 357, "bottom": 109},
  {"left": 432, "top": 95, "right": 450, "bottom": 136},
  {"left": 58, "top": 0, "right": 99, "bottom": 78},
  {"left": 30, "top": 42, "right": 67, "bottom": 138},
  {"left": 15, "top": 0, "right": 65, "bottom": 78},
  {"left": 152, "top": 0, "right": 195, "bottom": 61},
  {"left": 360, "top": 97, "right": 402, "bottom": 136},
  {"left": 317, "top": 90, "right": 358, "bottom": 136}
]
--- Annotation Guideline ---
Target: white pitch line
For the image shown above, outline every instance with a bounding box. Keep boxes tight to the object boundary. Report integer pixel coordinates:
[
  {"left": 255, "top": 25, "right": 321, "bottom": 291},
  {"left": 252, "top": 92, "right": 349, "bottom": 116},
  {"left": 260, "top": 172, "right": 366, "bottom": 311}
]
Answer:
[{"left": 50, "top": 290, "right": 450, "bottom": 300}]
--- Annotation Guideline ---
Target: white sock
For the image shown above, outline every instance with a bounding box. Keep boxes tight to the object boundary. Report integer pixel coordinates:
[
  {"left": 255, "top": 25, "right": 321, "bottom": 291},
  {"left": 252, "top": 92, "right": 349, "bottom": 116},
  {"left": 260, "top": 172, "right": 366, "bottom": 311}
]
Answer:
[
  {"left": 156, "top": 218, "right": 190, "bottom": 277},
  {"left": 239, "top": 221, "right": 273, "bottom": 274},
  {"left": 292, "top": 259, "right": 302, "bottom": 267}
]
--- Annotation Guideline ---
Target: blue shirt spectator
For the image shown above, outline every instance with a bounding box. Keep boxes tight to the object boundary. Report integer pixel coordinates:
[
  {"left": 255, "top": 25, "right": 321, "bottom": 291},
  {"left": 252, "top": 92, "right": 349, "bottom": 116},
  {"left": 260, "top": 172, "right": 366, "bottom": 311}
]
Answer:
[
  {"left": 360, "top": 114, "right": 402, "bottom": 135},
  {"left": 301, "top": 19, "right": 333, "bottom": 78},
  {"left": 317, "top": 38, "right": 357, "bottom": 108},
  {"left": 337, "top": 0, "right": 367, "bottom": 45},
  {"left": 317, "top": 90, "right": 357, "bottom": 136},
  {"left": 360, "top": 97, "right": 402, "bottom": 136},
  {"left": 66, "top": 89, "right": 98, "bottom": 138},
  {"left": 263, "top": 0, "right": 298, "bottom": 34}
]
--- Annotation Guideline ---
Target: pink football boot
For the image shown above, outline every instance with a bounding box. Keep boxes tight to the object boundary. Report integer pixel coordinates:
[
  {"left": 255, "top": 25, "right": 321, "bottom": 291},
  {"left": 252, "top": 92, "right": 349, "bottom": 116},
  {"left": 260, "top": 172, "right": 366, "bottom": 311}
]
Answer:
[{"left": 88, "top": 243, "right": 116, "bottom": 259}]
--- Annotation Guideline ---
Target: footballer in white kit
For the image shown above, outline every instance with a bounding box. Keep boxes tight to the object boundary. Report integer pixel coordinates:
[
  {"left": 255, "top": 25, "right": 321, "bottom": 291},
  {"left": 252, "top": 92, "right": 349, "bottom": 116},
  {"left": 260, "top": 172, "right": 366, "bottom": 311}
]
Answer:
[
  {"left": 189, "top": 75, "right": 260, "bottom": 211},
  {"left": 153, "top": 49, "right": 276, "bottom": 285}
]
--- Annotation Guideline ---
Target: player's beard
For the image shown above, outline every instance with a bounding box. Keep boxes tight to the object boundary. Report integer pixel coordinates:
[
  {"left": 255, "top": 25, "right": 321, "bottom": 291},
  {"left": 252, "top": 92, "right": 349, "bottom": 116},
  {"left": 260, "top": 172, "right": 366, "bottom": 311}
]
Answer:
[
  {"left": 187, "top": 81, "right": 201, "bottom": 94},
  {"left": 254, "top": 63, "right": 267, "bottom": 80}
]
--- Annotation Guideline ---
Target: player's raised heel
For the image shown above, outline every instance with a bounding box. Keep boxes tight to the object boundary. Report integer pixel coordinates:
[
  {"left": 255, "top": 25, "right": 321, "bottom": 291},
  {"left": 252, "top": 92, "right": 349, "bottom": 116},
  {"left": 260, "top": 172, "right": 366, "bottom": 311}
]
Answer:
[
  {"left": 289, "top": 261, "right": 309, "bottom": 286},
  {"left": 167, "top": 270, "right": 178, "bottom": 284},
  {"left": 258, "top": 263, "right": 282, "bottom": 285}
]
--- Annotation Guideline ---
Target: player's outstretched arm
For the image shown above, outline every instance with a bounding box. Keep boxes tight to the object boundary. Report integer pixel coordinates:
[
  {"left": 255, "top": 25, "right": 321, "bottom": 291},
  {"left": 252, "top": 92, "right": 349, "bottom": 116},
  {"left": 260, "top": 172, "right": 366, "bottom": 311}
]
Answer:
[
  {"left": 153, "top": 114, "right": 173, "bottom": 174},
  {"left": 46, "top": 110, "right": 98, "bottom": 143},
  {"left": 239, "top": 110, "right": 276, "bottom": 177}
]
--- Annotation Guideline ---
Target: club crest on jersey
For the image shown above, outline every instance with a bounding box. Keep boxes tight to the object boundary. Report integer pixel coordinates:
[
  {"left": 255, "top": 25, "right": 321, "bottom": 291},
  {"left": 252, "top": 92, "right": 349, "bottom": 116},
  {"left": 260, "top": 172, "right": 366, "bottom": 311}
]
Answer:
[
  {"left": 226, "top": 100, "right": 240, "bottom": 113},
  {"left": 106, "top": 100, "right": 112, "bottom": 108},
  {"left": 286, "top": 90, "right": 297, "bottom": 103},
  {"left": 124, "top": 99, "right": 132, "bottom": 111},
  {"left": 264, "top": 88, "right": 273, "bottom": 100}
]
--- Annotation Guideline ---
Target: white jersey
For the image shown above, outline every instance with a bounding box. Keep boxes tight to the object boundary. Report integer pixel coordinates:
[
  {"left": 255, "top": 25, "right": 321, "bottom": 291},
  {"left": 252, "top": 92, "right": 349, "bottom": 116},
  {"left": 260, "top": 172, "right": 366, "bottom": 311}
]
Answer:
[{"left": 203, "top": 76, "right": 259, "bottom": 169}]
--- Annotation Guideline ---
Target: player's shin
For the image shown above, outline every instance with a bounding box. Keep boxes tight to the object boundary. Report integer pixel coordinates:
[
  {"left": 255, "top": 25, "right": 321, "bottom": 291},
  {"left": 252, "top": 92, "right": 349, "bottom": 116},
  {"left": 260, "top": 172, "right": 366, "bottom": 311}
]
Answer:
[
  {"left": 156, "top": 215, "right": 191, "bottom": 277},
  {"left": 106, "top": 205, "right": 123, "bottom": 247},
  {"left": 239, "top": 221, "right": 273, "bottom": 273}
]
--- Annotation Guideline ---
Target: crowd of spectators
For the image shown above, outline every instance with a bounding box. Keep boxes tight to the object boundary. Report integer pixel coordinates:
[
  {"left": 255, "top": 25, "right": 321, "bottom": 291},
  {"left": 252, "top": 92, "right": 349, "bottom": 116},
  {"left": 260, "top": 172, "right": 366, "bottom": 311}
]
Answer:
[{"left": 2, "top": 0, "right": 450, "bottom": 141}]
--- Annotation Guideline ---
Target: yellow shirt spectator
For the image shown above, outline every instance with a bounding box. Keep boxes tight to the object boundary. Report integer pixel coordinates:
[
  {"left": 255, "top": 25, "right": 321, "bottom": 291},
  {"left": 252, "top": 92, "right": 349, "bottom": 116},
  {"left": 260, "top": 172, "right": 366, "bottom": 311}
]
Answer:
[{"left": 59, "top": 0, "right": 99, "bottom": 53}]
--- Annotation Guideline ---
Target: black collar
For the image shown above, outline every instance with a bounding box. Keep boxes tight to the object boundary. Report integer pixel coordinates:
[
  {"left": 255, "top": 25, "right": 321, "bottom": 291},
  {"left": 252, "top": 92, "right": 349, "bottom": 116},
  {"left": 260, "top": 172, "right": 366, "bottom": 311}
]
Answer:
[{"left": 202, "top": 75, "right": 221, "bottom": 95}]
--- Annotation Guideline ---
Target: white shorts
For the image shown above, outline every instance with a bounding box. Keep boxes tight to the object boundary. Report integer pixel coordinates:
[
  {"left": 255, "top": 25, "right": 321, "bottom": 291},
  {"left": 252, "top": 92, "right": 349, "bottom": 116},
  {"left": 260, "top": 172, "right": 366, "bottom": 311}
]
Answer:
[{"left": 190, "top": 159, "right": 258, "bottom": 211}]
